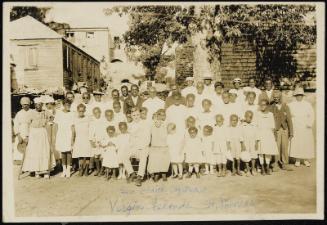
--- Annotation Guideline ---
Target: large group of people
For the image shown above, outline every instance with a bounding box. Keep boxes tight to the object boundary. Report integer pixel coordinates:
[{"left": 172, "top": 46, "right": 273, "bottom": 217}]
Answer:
[{"left": 13, "top": 76, "right": 315, "bottom": 186}]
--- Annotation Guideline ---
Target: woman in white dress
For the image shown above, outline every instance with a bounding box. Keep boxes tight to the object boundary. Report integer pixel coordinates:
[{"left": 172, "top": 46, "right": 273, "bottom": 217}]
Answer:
[
  {"left": 72, "top": 104, "right": 92, "bottom": 176},
  {"left": 256, "top": 99, "right": 279, "bottom": 175},
  {"left": 54, "top": 99, "right": 74, "bottom": 178},
  {"left": 288, "top": 87, "right": 315, "bottom": 167},
  {"left": 22, "top": 97, "right": 56, "bottom": 179}
]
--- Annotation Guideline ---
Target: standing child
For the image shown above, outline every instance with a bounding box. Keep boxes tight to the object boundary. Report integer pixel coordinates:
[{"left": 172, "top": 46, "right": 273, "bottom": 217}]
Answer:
[
  {"left": 53, "top": 99, "right": 74, "bottom": 178},
  {"left": 202, "top": 125, "right": 215, "bottom": 175},
  {"left": 147, "top": 109, "right": 171, "bottom": 182},
  {"left": 256, "top": 99, "right": 279, "bottom": 175},
  {"left": 89, "top": 107, "right": 104, "bottom": 176},
  {"left": 214, "top": 114, "right": 228, "bottom": 177},
  {"left": 116, "top": 122, "right": 129, "bottom": 179},
  {"left": 184, "top": 127, "right": 203, "bottom": 179},
  {"left": 100, "top": 126, "right": 119, "bottom": 180},
  {"left": 226, "top": 114, "right": 243, "bottom": 176},
  {"left": 167, "top": 123, "right": 184, "bottom": 179},
  {"left": 198, "top": 99, "right": 215, "bottom": 130},
  {"left": 71, "top": 104, "right": 92, "bottom": 176},
  {"left": 240, "top": 110, "right": 260, "bottom": 176}
]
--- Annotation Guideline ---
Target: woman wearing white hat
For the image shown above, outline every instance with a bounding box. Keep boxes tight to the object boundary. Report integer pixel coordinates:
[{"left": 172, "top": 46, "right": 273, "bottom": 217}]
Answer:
[
  {"left": 21, "top": 97, "right": 56, "bottom": 178},
  {"left": 13, "top": 97, "right": 34, "bottom": 161},
  {"left": 288, "top": 87, "right": 315, "bottom": 167}
]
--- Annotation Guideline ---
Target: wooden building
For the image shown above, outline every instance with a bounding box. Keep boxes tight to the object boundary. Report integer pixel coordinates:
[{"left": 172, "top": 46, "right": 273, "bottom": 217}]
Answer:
[{"left": 9, "top": 16, "right": 100, "bottom": 91}]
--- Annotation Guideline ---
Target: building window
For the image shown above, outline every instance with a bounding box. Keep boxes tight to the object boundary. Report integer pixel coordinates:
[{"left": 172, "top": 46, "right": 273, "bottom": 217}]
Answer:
[
  {"left": 114, "top": 36, "right": 121, "bottom": 49},
  {"left": 24, "top": 46, "right": 38, "bottom": 70},
  {"left": 86, "top": 32, "right": 95, "bottom": 39},
  {"left": 66, "top": 32, "right": 75, "bottom": 38}
]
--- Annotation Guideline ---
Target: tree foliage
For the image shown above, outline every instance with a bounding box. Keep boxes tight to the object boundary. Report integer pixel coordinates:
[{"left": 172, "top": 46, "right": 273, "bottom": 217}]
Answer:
[
  {"left": 10, "top": 6, "right": 50, "bottom": 22},
  {"left": 103, "top": 4, "right": 317, "bottom": 82}
]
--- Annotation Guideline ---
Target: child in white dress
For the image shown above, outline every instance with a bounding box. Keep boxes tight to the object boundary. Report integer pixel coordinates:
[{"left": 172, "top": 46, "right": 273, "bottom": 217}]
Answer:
[
  {"left": 227, "top": 114, "right": 243, "bottom": 176},
  {"left": 116, "top": 122, "right": 129, "bottom": 179},
  {"left": 54, "top": 99, "right": 74, "bottom": 178},
  {"left": 256, "top": 99, "right": 279, "bottom": 175},
  {"left": 198, "top": 99, "right": 215, "bottom": 130},
  {"left": 167, "top": 123, "right": 184, "bottom": 179},
  {"left": 72, "top": 104, "right": 92, "bottom": 177},
  {"left": 184, "top": 127, "right": 203, "bottom": 179},
  {"left": 240, "top": 110, "right": 260, "bottom": 176},
  {"left": 214, "top": 114, "right": 229, "bottom": 177},
  {"left": 100, "top": 126, "right": 119, "bottom": 180},
  {"left": 89, "top": 107, "right": 103, "bottom": 176},
  {"left": 202, "top": 125, "right": 215, "bottom": 175}
]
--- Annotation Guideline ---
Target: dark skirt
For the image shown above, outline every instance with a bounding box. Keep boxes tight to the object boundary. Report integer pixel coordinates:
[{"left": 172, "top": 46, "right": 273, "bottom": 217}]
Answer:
[{"left": 147, "top": 146, "right": 170, "bottom": 174}]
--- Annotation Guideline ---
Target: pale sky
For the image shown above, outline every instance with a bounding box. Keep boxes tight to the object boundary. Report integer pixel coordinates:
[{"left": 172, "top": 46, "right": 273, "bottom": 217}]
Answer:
[{"left": 42, "top": 2, "right": 130, "bottom": 36}]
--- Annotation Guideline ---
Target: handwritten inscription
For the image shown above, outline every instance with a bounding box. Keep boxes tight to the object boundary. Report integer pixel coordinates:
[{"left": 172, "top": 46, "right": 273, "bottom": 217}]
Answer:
[{"left": 108, "top": 197, "right": 256, "bottom": 216}]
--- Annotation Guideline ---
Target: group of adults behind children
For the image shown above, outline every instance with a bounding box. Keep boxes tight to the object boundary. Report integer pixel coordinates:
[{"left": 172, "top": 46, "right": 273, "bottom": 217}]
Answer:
[{"left": 13, "top": 76, "right": 315, "bottom": 186}]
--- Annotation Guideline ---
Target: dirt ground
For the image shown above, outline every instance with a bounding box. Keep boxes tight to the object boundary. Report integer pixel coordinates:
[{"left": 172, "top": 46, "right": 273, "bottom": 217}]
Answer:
[
  {"left": 13, "top": 161, "right": 316, "bottom": 217},
  {"left": 13, "top": 93, "right": 317, "bottom": 218}
]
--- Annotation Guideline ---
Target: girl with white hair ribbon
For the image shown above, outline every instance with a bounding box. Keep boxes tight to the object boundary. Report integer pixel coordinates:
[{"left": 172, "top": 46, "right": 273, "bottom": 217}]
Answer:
[{"left": 21, "top": 97, "right": 56, "bottom": 179}]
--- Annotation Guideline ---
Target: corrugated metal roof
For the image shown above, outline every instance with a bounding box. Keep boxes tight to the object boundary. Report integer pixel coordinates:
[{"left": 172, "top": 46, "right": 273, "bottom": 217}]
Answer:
[{"left": 9, "top": 16, "right": 63, "bottom": 40}]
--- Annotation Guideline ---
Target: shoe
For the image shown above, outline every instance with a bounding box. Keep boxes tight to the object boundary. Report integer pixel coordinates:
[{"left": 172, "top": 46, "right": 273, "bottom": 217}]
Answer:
[
  {"left": 204, "top": 171, "right": 209, "bottom": 175},
  {"left": 217, "top": 171, "right": 222, "bottom": 177},
  {"left": 186, "top": 172, "right": 192, "bottom": 178},
  {"left": 127, "top": 172, "right": 137, "bottom": 183},
  {"left": 94, "top": 170, "right": 99, "bottom": 176},
  {"left": 178, "top": 175, "right": 183, "bottom": 180},
  {"left": 304, "top": 161, "right": 311, "bottom": 167},
  {"left": 196, "top": 173, "right": 200, "bottom": 179},
  {"left": 172, "top": 174, "right": 178, "bottom": 179},
  {"left": 261, "top": 167, "right": 266, "bottom": 176},
  {"left": 222, "top": 170, "right": 226, "bottom": 177},
  {"left": 272, "top": 166, "right": 280, "bottom": 172},
  {"left": 281, "top": 164, "right": 294, "bottom": 171},
  {"left": 295, "top": 161, "right": 300, "bottom": 167},
  {"left": 66, "top": 166, "right": 71, "bottom": 178},
  {"left": 35, "top": 174, "right": 40, "bottom": 178},
  {"left": 60, "top": 172, "right": 65, "bottom": 178},
  {"left": 135, "top": 176, "right": 142, "bottom": 186},
  {"left": 266, "top": 167, "right": 272, "bottom": 175},
  {"left": 251, "top": 169, "right": 257, "bottom": 176},
  {"left": 236, "top": 170, "right": 243, "bottom": 176},
  {"left": 245, "top": 172, "right": 250, "bottom": 177},
  {"left": 44, "top": 174, "right": 50, "bottom": 179},
  {"left": 117, "top": 174, "right": 122, "bottom": 180},
  {"left": 78, "top": 167, "right": 84, "bottom": 176},
  {"left": 162, "top": 174, "right": 167, "bottom": 181},
  {"left": 121, "top": 173, "right": 126, "bottom": 179},
  {"left": 154, "top": 174, "right": 160, "bottom": 182}
]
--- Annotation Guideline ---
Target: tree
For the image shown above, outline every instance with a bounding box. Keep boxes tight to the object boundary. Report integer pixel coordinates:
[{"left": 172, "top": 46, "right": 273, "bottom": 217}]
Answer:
[
  {"left": 104, "top": 4, "right": 316, "bottom": 83},
  {"left": 10, "top": 6, "right": 50, "bottom": 22}
]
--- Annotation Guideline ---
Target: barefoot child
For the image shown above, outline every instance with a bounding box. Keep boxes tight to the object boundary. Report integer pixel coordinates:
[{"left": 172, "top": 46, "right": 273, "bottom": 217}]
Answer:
[
  {"left": 116, "top": 122, "right": 129, "bottom": 179},
  {"left": 184, "top": 127, "right": 203, "bottom": 179},
  {"left": 202, "top": 125, "right": 215, "bottom": 175},
  {"left": 256, "top": 99, "right": 279, "bottom": 175},
  {"left": 214, "top": 114, "right": 228, "bottom": 177},
  {"left": 100, "top": 126, "right": 119, "bottom": 180},
  {"left": 167, "top": 123, "right": 184, "bottom": 179},
  {"left": 226, "top": 114, "right": 243, "bottom": 176},
  {"left": 89, "top": 107, "right": 103, "bottom": 176},
  {"left": 240, "top": 110, "right": 260, "bottom": 176}
]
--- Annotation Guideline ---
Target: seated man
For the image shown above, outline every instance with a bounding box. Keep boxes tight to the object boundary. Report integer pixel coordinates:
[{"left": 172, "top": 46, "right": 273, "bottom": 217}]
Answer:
[{"left": 123, "top": 107, "right": 151, "bottom": 186}]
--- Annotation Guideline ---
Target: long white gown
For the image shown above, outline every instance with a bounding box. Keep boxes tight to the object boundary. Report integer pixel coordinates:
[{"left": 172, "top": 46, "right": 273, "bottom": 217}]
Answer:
[{"left": 288, "top": 100, "right": 315, "bottom": 159}]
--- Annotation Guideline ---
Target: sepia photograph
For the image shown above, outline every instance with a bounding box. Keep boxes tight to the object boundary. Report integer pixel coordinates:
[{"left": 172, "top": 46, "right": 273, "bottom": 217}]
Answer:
[{"left": 2, "top": 1, "right": 325, "bottom": 222}]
